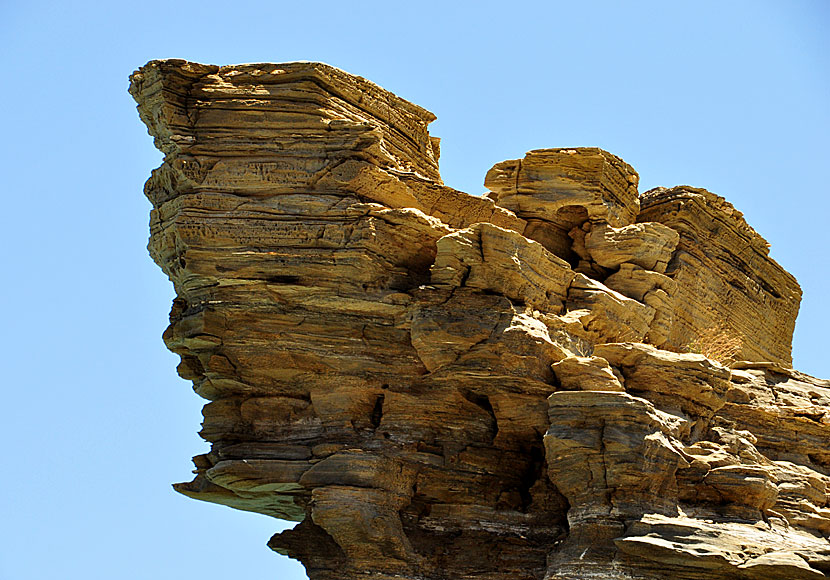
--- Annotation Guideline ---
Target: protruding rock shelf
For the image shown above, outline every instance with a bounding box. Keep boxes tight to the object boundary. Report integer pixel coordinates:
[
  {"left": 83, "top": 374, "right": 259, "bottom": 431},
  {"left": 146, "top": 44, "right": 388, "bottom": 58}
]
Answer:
[{"left": 131, "top": 60, "right": 829, "bottom": 580}]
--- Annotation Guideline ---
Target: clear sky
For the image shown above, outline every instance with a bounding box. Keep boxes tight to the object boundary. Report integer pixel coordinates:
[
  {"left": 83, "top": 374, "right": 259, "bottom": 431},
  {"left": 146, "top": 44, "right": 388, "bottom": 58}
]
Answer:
[{"left": 1, "top": 1, "right": 827, "bottom": 579}]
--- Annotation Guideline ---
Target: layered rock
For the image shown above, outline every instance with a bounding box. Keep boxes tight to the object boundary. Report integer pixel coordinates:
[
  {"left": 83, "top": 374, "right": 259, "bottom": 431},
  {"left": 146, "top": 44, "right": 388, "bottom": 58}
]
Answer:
[
  {"left": 132, "top": 59, "right": 829, "bottom": 580},
  {"left": 639, "top": 186, "right": 801, "bottom": 366},
  {"left": 484, "top": 147, "right": 639, "bottom": 263}
]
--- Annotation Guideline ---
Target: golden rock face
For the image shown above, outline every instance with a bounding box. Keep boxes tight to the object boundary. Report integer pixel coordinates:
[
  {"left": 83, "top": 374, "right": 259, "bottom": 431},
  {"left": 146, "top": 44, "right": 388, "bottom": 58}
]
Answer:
[{"left": 132, "top": 60, "right": 830, "bottom": 580}]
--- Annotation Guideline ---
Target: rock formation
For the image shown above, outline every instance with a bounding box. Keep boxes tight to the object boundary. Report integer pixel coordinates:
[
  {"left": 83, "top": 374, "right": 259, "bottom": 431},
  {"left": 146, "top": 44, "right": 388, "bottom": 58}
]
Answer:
[{"left": 130, "top": 59, "right": 830, "bottom": 580}]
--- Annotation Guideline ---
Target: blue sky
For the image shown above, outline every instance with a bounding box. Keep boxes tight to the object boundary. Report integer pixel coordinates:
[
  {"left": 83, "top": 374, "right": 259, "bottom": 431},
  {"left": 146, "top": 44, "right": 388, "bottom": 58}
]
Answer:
[{"left": 1, "top": 1, "right": 827, "bottom": 579}]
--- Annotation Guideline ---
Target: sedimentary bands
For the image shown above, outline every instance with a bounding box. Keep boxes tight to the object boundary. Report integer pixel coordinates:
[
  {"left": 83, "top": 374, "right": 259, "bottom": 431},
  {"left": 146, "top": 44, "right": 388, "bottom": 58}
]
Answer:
[{"left": 131, "top": 60, "right": 829, "bottom": 580}]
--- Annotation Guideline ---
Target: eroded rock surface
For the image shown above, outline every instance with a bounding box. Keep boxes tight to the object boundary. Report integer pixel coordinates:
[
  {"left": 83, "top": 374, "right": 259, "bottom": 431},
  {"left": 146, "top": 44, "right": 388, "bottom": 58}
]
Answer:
[
  {"left": 639, "top": 186, "right": 802, "bottom": 366},
  {"left": 132, "top": 59, "right": 829, "bottom": 580}
]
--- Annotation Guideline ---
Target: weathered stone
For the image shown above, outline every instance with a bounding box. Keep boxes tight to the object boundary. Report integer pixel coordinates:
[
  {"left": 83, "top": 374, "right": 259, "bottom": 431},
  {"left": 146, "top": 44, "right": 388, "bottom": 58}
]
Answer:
[
  {"left": 583, "top": 221, "right": 679, "bottom": 271},
  {"left": 604, "top": 263, "right": 676, "bottom": 301},
  {"left": 431, "top": 222, "right": 576, "bottom": 314},
  {"left": 483, "top": 148, "right": 639, "bottom": 263},
  {"left": 564, "top": 274, "right": 655, "bottom": 343},
  {"left": 484, "top": 148, "right": 640, "bottom": 228},
  {"left": 132, "top": 60, "right": 830, "bottom": 580},
  {"left": 545, "top": 390, "right": 689, "bottom": 576},
  {"left": 595, "top": 342, "right": 732, "bottom": 425},
  {"left": 715, "top": 362, "right": 830, "bottom": 479},
  {"left": 551, "top": 356, "right": 625, "bottom": 392},
  {"left": 639, "top": 186, "right": 802, "bottom": 366},
  {"left": 604, "top": 263, "right": 677, "bottom": 346},
  {"left": 615, "top": 515, "right": 830, "bottom": 580}
]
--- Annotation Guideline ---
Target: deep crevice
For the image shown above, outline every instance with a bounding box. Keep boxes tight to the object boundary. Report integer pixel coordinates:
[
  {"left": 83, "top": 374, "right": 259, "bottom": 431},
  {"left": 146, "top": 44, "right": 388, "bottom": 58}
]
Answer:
[
  {"left": 369, "top": 393, "right": 385, "bottom": 430},
  {"left": 462, "top": 391, "right": 498, "bottom": 441}
]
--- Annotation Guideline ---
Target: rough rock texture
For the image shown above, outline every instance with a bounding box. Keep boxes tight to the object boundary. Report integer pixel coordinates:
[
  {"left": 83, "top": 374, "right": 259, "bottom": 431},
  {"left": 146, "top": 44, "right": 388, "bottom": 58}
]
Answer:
[
  {"left": 639, "top": 186, "right": 802, "bottom": 366},
  {"left": 132, "top": 60, "right": 829, "bottom": 580},
  {"left": 485, "top": 148, "right": 639, "bottom": 263}
]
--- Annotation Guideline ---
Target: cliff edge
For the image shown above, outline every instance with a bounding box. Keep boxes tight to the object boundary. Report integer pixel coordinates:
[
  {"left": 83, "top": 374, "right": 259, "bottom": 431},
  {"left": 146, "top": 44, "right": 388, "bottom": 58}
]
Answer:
[{"left": 131, "top": 59, "right": 829, "bottom": 580}]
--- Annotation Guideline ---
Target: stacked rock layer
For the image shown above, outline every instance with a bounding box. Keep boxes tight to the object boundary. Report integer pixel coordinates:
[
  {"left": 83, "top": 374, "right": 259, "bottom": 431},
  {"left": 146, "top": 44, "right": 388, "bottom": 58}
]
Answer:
[{"left": 131, "top": 60, "right": 830, "bottom": 580}]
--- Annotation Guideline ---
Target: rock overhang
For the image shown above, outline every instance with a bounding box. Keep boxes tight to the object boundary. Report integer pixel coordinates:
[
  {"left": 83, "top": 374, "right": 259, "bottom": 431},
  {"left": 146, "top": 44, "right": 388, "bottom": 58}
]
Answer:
[{"left": 132, "top": 59, "right": 829, "bottom": 580}]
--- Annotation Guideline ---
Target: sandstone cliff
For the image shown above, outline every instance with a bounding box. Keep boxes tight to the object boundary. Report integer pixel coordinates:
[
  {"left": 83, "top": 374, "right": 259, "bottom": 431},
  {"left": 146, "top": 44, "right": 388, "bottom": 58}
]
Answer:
[{"left": 131, "top": 59, "right": 830, "bottom": 580}]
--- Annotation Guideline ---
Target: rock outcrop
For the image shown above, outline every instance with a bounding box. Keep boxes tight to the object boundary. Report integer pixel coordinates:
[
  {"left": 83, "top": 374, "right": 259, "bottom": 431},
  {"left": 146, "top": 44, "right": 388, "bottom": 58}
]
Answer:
[
  {"left": 638, "top": 186, "right": 801, "bottom": 366},
  {"left": 131, "top": 60, "right": 829, "bottom": 580}
]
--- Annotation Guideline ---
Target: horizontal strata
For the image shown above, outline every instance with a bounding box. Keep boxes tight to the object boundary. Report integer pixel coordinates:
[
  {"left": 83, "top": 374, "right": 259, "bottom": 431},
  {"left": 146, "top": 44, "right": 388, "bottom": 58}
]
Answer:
[
  {"left": 130, "top": 59, "right": 438, "bottom": 170},
  {"left": 639, "top": 186, "right": 801, "bottom": 365},
  {"left": 132, "top": 60, "right": 829, "bottom": 580}
]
